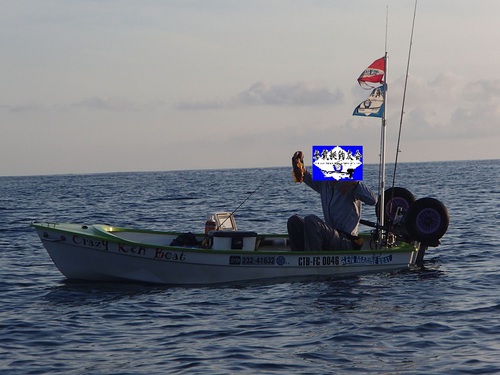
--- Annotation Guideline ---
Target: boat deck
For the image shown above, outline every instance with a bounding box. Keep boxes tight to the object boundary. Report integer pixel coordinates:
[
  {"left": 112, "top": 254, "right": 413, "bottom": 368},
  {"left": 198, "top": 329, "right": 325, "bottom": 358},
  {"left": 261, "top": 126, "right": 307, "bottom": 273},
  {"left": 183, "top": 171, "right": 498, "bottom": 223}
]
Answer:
[{"left": 32, "top": 222, "right": 416, "bottom": 253}]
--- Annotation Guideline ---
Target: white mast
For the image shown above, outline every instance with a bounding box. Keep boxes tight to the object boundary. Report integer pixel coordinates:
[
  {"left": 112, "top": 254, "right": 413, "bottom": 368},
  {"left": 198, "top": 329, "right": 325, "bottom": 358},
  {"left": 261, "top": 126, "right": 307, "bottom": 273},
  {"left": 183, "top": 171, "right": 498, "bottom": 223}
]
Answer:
[
  {"left": 377, "top": 9, "right": 389, "bottom": 246},
  {"left": 378, "top": 52, "right": 387, "bottom": 246}
]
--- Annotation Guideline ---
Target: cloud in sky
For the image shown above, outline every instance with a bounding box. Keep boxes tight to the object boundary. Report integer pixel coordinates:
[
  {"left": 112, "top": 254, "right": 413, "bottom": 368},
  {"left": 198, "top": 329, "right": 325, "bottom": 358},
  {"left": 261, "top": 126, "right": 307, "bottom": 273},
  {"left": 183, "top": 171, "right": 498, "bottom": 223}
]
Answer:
[
  {"left": 1, "top": 0, "right": 499, "bottom": 176},
  {"left": 74, "top": 96, "right": 165, "bottom": 112},
  {"left": 74, "top": 96, "right": 138, "bottom": 112},
  {"left": 175, "top": 81, "right": 343, "bottom": 110},
  {"left": 0, "top": 102, "right": 42, "bottom": 113},
  {"left": 391, "top": 73, "right": 500, "bottom": 140}
]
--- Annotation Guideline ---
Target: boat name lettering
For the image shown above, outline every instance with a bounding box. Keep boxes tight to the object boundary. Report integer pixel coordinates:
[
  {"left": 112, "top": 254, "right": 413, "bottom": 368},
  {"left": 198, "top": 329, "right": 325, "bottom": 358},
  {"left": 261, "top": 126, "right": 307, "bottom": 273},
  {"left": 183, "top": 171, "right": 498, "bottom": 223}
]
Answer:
[
  {"left": 340, "top": 254, "right": 393, "bottom": 265},
  {"left": 154, "top": 248, "right": 186, "bottom": 262},
  {"left": 118, "top": 243, "right": 146, "bottom": 256},
  {"left": 72, "top": 235, "right": 109, "bottom": 251},
  {"left": 298, "top": 255, "right": 393, "bottom": 266}
]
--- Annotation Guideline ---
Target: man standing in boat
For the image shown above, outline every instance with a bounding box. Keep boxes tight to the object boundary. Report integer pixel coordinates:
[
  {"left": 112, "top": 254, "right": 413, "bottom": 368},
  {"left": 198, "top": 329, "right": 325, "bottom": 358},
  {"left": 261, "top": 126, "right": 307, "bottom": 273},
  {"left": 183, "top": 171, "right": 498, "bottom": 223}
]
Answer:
[{"left": 288, "top": 151, "right": 377, "bottom": 251}]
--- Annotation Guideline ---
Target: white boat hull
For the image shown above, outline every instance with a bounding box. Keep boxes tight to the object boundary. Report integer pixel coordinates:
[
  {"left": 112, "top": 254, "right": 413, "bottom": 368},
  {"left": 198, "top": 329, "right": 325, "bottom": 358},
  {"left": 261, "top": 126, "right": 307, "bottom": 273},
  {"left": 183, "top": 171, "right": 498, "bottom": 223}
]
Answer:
[{"left": 32, "top": 222, "right": 423, "bottom": 285}]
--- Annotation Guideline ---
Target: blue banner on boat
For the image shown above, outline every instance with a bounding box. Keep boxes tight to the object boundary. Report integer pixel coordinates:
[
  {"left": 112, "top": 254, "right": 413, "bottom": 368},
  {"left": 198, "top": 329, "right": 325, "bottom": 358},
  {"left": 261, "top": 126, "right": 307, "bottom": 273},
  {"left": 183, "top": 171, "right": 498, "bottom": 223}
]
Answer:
[
  {"left": 353, "top": 86, "right": 384, "bottom": 118},
  {"left": 312, "top": 145, "right": 363, "bottom": 181}
]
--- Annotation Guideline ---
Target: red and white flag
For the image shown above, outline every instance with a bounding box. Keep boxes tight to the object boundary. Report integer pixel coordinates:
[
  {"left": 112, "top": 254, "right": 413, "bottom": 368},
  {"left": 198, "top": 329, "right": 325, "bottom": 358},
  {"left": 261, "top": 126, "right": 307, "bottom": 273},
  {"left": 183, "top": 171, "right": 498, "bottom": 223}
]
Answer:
[{"left": 357, "top": 57, "right": 385, "bottom": 88}]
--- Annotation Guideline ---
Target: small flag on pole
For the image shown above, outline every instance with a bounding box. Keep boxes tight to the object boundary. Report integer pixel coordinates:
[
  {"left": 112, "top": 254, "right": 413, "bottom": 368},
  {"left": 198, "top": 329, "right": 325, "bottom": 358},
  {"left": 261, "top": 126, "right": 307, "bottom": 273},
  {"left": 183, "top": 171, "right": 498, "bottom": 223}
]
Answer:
[
  {"left": 353, "top": 86, "right": 384, "bottom": 117},
  {"left": 357, "top": 57, "right": 385, "bottom": 88}
]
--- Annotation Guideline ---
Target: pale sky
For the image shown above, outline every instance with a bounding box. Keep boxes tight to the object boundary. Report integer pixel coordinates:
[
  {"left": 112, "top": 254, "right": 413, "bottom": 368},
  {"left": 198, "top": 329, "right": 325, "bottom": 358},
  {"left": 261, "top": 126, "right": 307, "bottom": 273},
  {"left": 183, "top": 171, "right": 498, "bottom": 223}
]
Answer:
[{"left": 1, "top": 0, "right": 499, "bottom": 176}]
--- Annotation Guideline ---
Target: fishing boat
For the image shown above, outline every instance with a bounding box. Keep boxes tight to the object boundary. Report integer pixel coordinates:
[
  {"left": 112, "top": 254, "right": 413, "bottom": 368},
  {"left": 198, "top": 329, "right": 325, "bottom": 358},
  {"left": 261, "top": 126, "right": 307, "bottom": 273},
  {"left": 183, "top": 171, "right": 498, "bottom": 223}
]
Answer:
[
  {"left": 31, "top": 191, "right": 448, "bottom": 286},
  {"left": 33, "top": 3, "right": 448, "bottom": 286}
]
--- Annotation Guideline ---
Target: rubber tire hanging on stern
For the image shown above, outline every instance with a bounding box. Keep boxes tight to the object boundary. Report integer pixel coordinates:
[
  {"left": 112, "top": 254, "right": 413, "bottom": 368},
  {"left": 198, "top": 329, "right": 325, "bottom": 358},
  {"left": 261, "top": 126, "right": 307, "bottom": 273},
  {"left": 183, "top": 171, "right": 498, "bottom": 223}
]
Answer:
[
  {"left": 376, "top": 187, "right": 416, "bottom": 224},
  {"left": 404, "top": 197, "right": 449, "bottom": 245}
]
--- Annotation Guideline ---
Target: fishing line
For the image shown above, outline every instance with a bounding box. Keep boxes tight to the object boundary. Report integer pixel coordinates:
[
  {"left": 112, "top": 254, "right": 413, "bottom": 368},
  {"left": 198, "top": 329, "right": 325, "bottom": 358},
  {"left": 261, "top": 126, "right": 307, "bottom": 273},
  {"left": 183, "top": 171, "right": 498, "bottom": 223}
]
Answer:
[{"left": 217, "top": 172, "right": 274, "bottom": 229}]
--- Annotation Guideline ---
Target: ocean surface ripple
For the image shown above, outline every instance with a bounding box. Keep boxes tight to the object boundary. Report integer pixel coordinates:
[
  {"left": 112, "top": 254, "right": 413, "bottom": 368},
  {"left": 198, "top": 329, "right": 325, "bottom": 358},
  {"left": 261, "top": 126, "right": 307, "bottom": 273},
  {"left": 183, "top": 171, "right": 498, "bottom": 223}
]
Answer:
[{"left": 1, "top": 159, "right": 499, "bottom": 374}]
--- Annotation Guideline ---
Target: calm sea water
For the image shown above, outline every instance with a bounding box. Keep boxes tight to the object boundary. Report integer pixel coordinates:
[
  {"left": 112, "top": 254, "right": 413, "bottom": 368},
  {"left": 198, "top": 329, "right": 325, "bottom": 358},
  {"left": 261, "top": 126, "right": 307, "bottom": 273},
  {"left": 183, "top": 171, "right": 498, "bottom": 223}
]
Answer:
[{"left": 1, "top": 159, "right": 499, "bottom": 374}]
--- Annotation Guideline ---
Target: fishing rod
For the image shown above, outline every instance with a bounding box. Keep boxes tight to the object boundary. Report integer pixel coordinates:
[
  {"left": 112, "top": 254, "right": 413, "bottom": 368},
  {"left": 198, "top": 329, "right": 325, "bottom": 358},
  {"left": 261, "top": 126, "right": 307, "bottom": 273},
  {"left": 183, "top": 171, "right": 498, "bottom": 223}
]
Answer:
[
  {"left": 392, "top": 0, "right": 418, "bottom": 189},
  {"left": 379, "top": 0, "right": 417, "bottom": 247},
  {"left": 375, "top": 1, "right": 417, "bottom": 248}
]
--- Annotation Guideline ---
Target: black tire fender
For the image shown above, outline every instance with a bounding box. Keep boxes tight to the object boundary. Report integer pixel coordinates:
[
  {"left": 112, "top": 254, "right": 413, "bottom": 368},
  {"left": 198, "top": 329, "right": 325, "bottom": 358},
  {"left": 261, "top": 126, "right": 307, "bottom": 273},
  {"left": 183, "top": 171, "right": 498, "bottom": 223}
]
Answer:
[
  {"left": 404, "top": 197, "right": 449, "bottom": 245},
  {"left": 376, "top": 187, "right": 416, "bottom": 224}
]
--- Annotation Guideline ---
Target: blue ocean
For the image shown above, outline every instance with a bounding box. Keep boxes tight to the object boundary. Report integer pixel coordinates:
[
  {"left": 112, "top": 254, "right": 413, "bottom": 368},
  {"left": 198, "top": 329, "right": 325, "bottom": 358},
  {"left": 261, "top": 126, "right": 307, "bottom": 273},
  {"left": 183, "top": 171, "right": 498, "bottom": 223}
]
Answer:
[{"left": 1, "top": 159, "right": 499, "bottom": 374}]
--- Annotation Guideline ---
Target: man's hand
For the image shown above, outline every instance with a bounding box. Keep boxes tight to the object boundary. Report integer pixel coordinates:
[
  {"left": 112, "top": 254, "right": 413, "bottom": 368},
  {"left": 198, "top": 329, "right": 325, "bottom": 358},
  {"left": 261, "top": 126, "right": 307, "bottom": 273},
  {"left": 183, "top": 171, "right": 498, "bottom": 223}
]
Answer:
[{"left": 292, "top": 151, "right": 305, "bottom": 183}]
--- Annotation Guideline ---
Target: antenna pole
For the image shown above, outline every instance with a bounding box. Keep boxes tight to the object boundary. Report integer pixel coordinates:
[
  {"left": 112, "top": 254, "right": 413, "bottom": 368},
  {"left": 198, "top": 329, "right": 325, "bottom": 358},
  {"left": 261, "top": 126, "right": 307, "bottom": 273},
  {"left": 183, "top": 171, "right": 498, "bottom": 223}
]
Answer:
[{"left": 378, "top": 7, "right": 389, "bottom": 245}]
